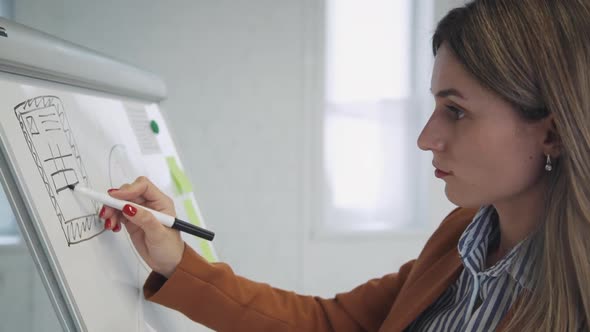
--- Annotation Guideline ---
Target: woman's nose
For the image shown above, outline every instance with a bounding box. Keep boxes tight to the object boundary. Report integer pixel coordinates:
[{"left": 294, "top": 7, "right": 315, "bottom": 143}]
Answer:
[{"left": 417, "top": 113, "right": 446, "bottom": 152}]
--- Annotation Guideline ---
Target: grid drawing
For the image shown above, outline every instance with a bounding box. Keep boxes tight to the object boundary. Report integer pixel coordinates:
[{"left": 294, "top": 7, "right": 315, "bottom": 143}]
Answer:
[{"left": 15, "top": 95, "right": 103, "bottom": 245}]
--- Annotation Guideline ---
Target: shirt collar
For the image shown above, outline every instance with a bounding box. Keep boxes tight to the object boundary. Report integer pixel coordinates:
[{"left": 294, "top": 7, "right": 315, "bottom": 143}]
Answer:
[{"left": 458, "top": 205, "right": 534, "bottom": 290}]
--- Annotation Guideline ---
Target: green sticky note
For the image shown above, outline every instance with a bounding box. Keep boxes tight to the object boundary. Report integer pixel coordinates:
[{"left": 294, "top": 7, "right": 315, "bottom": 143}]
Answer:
[
  {"left": 184, "top": 199, "right": 216, "bottom": 262},
  {"left": 183, "top": 198, "right": 202, "bottom": 226},
  {"left": 198, "top": 239, "right": 216, "bottom": 263},
  {"left": 166, "top": 156, "right": 193, "bottom": 194}
]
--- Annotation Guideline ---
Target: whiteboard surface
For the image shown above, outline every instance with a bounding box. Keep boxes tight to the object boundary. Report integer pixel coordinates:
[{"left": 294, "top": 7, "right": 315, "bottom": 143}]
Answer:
[{"left": 0, "top": 71, "right": 214, "bottom": 332}]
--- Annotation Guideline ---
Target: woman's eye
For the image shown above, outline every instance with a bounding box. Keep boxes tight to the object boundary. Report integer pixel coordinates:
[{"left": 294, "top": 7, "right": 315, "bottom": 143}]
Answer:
[{"left": 446, "top": 105, "right": 465, "bottom": 120}]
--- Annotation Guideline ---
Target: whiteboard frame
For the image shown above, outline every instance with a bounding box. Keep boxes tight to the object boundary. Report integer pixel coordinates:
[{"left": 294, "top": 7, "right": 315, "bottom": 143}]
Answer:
[
  {"left": 0, "top": 17, "right": 166, "bottom": 102},
  {"left": 0, "top": 147, "right": 78, "bottom": 331}
]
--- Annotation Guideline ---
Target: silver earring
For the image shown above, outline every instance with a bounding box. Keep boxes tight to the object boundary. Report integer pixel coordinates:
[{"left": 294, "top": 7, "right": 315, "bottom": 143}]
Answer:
[{"left": 545, "top": 154, "right": 552, "bottom": 172}]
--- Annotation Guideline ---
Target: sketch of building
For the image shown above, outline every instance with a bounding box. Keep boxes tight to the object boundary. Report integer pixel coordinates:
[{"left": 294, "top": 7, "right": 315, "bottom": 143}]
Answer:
[{"left": 15, "top": 95, "right": 103, "bottom": 245}]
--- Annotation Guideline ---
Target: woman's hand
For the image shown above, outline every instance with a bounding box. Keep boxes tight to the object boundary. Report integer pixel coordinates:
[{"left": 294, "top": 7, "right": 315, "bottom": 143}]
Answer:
[{"left": 100, "top": 176, "right": 184, "bottom": 278}]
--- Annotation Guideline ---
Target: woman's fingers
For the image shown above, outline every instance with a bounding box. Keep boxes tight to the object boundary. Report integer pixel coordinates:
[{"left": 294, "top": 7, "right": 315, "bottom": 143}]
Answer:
[
  {"left": 108, "top": 185, "right": 147, "bottom": 205},
  {"left": 100, "top": 180, "right": 148, "bottom": 231},
  {"left": 100, "top": 205, "right": 121, "bottom": 231},
  {"left": 120, "top": 203, "right": 168, "bottom": 242},
  {"left": 99, "top": 205, "right": 113, "bottom": 229},
  {"left": 98, "top": 176, "right": 176, "bottom": 234},
  {"left": 109, "top": 177, "right": 175, "bottom": 216}
]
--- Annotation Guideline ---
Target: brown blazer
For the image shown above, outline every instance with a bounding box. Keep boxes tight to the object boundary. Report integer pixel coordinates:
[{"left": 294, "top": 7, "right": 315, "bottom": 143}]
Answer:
[{"left": 144, "top": 207, "right": 518, "bottom": 331}]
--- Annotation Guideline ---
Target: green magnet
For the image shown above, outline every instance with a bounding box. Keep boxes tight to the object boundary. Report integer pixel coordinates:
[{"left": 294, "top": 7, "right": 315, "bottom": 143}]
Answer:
[{"left": 150, "top": 120, "right": 159, "bottom": 134}]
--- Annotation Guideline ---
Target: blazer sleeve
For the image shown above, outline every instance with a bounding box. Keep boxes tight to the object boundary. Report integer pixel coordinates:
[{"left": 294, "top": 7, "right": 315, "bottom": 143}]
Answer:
[{"left": 144, "top": 244, "right": 415, "bottom": 332}]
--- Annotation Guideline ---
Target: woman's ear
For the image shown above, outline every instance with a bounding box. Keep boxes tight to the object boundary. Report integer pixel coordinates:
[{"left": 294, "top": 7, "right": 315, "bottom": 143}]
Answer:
[{"left": 542, "top": 114, "right": 561, "bottom": 157}]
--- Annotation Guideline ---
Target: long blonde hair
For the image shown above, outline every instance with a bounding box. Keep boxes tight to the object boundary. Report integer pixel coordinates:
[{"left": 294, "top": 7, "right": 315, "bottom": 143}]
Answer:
[{"left": 433, "top": 0, "right": 590, "bottom": 330}]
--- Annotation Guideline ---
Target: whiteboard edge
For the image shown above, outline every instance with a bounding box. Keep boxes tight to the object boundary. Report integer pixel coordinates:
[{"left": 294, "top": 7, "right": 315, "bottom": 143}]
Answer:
[{"left": 0, "top": 129, "right": 83, "bottom": 332}]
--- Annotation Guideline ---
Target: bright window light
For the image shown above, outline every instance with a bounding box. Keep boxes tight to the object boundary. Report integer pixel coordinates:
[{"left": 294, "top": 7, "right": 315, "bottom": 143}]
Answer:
[
  {"left": 325, "top": 0, "right": 411, "bottom": 103},
  {"left": 320, "top": 0, "right": 418, "bottom": 233},
  {"left": 325, "top": 112, "right": 384, "bottom": 210}
]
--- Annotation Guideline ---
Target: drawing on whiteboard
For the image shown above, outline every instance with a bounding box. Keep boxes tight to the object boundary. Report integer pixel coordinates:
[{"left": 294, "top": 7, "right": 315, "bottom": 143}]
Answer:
[
  {"left": 108, "top": 143, "right": 151, "bottom": 272},
  {"left": 109, "top": 144, "right": 135, "bottom": 187},
  {"left": 15, "top": 95, "right": 103, "bottom": 245}
]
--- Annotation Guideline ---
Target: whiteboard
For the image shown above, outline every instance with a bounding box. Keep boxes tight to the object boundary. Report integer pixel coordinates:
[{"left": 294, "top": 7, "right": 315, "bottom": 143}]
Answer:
[{"left": 0, "top": 19, "right": 215, "bottom": 332}]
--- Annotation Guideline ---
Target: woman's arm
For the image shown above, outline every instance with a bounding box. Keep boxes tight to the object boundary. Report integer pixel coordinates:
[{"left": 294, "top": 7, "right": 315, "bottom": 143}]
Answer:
[
  {"left": 144, "top": 244, "right": 416, "bottom": 332},
  {"left": 101, "top": 176, "right": 416, "bottom": 331}
]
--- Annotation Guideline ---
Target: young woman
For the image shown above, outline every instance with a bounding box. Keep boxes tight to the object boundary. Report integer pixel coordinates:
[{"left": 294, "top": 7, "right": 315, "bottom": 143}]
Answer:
[{"left": 101, "top": 0, "right": 590, "bottom": 330}]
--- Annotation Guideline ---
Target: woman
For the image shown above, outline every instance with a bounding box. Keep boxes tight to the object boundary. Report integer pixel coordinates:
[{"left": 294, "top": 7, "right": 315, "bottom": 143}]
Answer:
[{"left": 101, "top": 0, "right": 590, "bottom": 330}]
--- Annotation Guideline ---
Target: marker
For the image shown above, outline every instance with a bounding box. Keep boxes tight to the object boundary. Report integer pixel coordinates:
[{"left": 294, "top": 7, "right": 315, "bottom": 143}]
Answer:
[{"left": 67, "top": 184, "right": 214, "bottom": 241}]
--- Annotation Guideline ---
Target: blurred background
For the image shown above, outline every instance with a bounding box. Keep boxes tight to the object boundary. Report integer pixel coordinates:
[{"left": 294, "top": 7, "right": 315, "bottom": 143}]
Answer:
[{"left": 0, "top": 0, "right": 466, "bottom": 330}]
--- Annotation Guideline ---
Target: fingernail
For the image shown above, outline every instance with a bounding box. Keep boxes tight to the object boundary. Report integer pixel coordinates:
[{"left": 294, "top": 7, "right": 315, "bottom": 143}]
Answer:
[
  {"left": 104, "top": 218, "right": 112, "bottom": 230},
  {"left": 123, "top": 204, "right": 137, "bottom": 217},
  {"left": 113, "top": 223, "right": 121, "bottom": 232},
  {"left": 99, "top": 206, "right": 105, "bottom": 218},
  {"left": 107, "top": 188, "right": 118, "bottom": 194}
]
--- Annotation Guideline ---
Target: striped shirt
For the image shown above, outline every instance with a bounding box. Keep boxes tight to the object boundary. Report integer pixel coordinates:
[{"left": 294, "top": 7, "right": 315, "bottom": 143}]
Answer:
[{"left": 406, "top": 206, "right": 535, "bottom": 331}]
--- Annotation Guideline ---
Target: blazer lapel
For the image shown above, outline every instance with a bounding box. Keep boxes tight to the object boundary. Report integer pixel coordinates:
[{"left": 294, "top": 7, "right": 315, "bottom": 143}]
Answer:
[{"left": 379, "top": 248, "right": 463, "bottom": 331}]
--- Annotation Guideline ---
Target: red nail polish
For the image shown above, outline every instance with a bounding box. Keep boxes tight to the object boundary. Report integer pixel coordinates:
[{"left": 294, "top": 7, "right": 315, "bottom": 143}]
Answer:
[
  {"left": 113, "top": 223, "right": 121, "bottom": 232},
  {"left": 107, "top": 188, "right": 118, "bottom": 194},
  {"left": 123, "top": 204, "right": 137, "bottom": 217},
  {"left": 99, "top": 206, "right": 105, "bottom": 218},
  {"left": 104, "top": 218, "right": 112, "bottom": 229}
]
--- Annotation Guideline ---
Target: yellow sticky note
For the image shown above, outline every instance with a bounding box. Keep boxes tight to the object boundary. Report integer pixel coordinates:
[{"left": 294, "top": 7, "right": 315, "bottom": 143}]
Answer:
[
  {"left": 184, "top": 199, "right": 216, "bottom": 262},
  {"left": 166, "top": 156, "right": 193, "bottom": 194}
]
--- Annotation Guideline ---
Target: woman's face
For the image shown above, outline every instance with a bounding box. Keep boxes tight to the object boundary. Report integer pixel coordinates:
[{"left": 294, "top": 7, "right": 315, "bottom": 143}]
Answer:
[{"left": 418, "top": 43, "right": 550, "bottom": 208}]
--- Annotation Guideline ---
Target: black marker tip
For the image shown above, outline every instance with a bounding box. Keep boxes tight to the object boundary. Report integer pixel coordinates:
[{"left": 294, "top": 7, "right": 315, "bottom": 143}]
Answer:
[{"left": 67, "top": 184, "right": 76, "bottom": 190}]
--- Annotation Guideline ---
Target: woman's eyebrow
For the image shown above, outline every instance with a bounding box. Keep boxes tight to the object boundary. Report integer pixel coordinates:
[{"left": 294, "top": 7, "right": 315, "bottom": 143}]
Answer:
[{"left": 431, "top": 88, "right": 467, "bottom": 100}]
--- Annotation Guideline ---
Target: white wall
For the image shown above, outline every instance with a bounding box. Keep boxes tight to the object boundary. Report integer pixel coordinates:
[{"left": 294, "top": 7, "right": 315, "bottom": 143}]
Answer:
[{"left": 1, "top": 0, "right": 467, "bottom": 328}]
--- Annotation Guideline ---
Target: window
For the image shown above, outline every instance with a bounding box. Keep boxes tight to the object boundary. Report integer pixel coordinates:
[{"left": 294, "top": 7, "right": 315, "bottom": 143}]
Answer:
[{"left": 313, "top": 0, "right": 434, "bottom": 235}]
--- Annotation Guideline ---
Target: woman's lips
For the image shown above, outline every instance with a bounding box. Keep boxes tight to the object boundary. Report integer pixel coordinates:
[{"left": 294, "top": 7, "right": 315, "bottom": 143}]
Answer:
[
  {"left": 435, "top": 168, "right": 451, "bottom": 178},
  {"left": 433, "top": 162, "right": 452, "bottom": 178}
]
